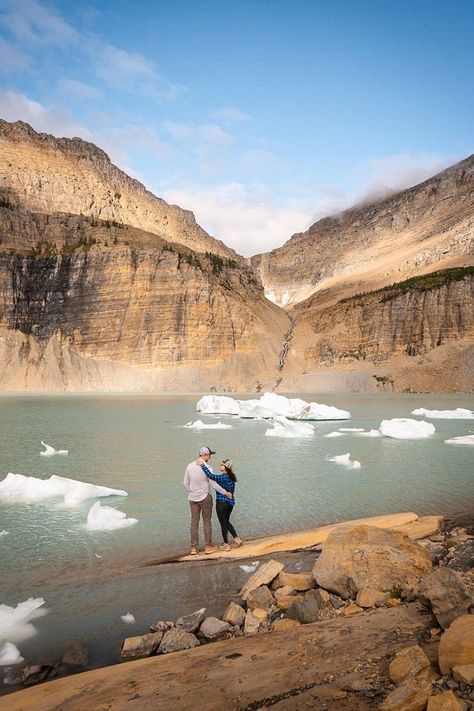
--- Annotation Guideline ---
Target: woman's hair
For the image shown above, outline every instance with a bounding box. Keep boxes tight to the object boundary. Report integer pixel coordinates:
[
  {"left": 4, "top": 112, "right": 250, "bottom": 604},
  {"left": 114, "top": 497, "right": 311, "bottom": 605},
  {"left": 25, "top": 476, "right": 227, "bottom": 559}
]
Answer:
[{"left": 222, "top": 459, "right": 237, "bottom": 482}]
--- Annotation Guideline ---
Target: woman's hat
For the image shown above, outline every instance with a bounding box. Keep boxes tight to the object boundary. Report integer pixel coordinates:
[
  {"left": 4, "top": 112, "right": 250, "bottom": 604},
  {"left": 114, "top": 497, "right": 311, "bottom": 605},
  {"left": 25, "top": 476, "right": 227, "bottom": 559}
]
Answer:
[{"left": 221, "top": 459, "right": 232, "bottom": 469}]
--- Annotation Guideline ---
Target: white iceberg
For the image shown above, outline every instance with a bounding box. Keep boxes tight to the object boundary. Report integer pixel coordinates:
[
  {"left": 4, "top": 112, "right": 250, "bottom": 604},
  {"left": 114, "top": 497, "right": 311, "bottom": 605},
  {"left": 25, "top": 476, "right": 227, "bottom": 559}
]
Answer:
[
  {"left": 326, "top": 453, "right": 361, "bottom": 469},
  {"left": 40, "top": 441, "right": 68, "bottom": 457},
  {"left": 324, "top": 428, "right": 381, "bottom": 438},
  {"left": 0, "top": 641, "right": 23, "bottom": 666},
  {"left": 0, "top": 473, "right": 127, "bottom": 506},
  {"left": 324, "top": 431, "right": 345, "bottom": 438},
  {"left": 357, "top": 429, "right": 383, "bottom": 437},
  {"left": 444, "top": 434, "right": 474, "bottom": 446},
  {"left": 412, "top": 407, "right": 474, "bottom": 419},
  {"left": 379, "top": 418, "right": 435, "bottom": 439},
  {"left": 196, "top": 395, "right": 240, "bottom": 415},
  {"left": 0, "top": 598, "right": 47, "bottom": 644},
  {"left": 121, "top": 612, "right": 136, "bottom": 624},
  {"left": 265, "top": 416, "right": 315, "bottom": 438},
  {"left": 238, "top": 392, "right": 350, "bottom": 420},
  {"left": 184, "top": 420, "right": 233, "bottom": 430},
  {"left": 86, "top": 501, "right": 138, "bottom": 531}
]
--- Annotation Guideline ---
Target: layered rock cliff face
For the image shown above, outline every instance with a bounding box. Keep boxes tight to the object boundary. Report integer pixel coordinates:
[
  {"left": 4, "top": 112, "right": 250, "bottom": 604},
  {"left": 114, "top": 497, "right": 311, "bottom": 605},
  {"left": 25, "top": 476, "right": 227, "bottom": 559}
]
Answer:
[
  {"left": 0, "top": 120, "right": 236, "bottom": 260},
  {"left": 252, "top": 155, "right": 474, "bottom": 307}
]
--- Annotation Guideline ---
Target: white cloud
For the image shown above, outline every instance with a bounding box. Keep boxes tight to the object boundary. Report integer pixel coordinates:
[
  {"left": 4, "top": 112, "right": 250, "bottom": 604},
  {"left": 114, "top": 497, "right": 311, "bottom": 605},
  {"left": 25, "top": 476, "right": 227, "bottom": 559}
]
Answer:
[
  {"left": 57, "top": 78, "right": 102, "bottom": 100},
  {"left": 163, "top": 120, "right": 232, "bottom": 146},
  {"left": 163, "top": 183, "right": 313, "bottom": 257},
  {"left": 0, "top": 0, "right": 80, "bottom": 47},
  {"left": 210, "top": 106, "right": 250, "bottom": 123},
  {"left": 355, "top": 151, "right": 459, "bottom": 204},
  {"left": 0, "top": 36, "right": 32, "bottom": 72},
  {"left": 0, "top": 90, "right": 92, "bottom": 138}
]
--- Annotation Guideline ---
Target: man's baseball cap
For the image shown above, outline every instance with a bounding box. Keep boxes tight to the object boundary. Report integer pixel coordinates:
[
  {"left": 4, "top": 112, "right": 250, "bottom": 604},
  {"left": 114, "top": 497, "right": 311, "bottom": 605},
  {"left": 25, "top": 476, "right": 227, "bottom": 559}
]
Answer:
[{"left": 199, "top": 446, "right": 216, "bottom": 456}]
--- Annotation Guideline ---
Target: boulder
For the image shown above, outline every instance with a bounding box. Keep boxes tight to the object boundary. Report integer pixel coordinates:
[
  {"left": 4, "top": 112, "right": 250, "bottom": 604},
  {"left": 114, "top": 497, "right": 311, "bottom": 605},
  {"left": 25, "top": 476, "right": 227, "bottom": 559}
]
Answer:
[
  {"left": 121, "top": 632, "right": 163, "bottom": 659},
  {"left": 427, "top": 691, "right": 465, "bottom": 711},
  {"left": 418, "top": 541, "right": 448, "bottom": 565},
  {"left": 252, "top": 608, "right": 268, "bottom": 624},
  {"left": 239, "top": 559, "right": 284, "bottom": 600},
  {"left": 356, "top": 587, "right": 389, "bottom": 608},
  {"left": 199, "top": 617, "right": 230, "bottom": 641},
  {"left": 286, "top": 589, "right": 322, "bottom": 624},
  {"left": 272, "top": 618, "right": 301, "bottom": 631},
  {"left": 274, "top": 585, "right": 295, "bottom": 598},
  {"left": 159, "top": 628, "right": 199, "bottom": 654},
  {"left": 312, "top": 588, "right": 331, "bottom": 608},
  {"left": 453, "top": 663, "right": 474, "bottom": 684},
  {"left": 418, "top": 568, "right": 472, "bottom": 629},
  {"left": 222, "top": 601, "right": 246, "bottom": 627},
  {"left": 275, "top": 572, "right": 314, "bottom": 591},
  {"left": 276, "top": 595, "right": 299, "bottom": 611},
  {"left": 244, "top": 610, "right": 260, "bottom": 636},
  {"left": 342, "top": 602, "right": 363, "bottom": 617},
  {"left": 438, "top": 615, "right": 474, "bottom": 675},
  {"left": 247, "top": 585, "right": 275, "bottom": 611},
  {"left": 312, "top": 525, "right": 431, "bottom": 599},
  {"left": 379, "top": 678, "right": 432, "bottom": 711},
  {"left": 150, "top": 620, "right": 174, "bottom": 633},
  {"left": 175, "top": 608, "right": 206, "bottom": 634},
  {"left": 21, "top": 665, "right": 55, "bottom": 685},
  {"left": 448, "top": 540, "right": 474, "bottom": 572},
  {"left": 388, "top": 645, "right": 431, "bottom": 684}
]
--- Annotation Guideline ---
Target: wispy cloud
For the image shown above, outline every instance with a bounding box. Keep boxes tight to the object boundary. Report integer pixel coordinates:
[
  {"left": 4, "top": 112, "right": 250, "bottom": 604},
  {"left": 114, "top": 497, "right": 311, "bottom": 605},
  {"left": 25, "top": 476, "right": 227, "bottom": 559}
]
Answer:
[
  {"left": 0, "top": 0, "right": 80, "bottom": 47},
  {"left": 0, "top": 90, "right": 93, "bottom": 138},
  {"left": 210, "top": 106, "right": 250, "bottom": 124},
  {"left": 0, "top": 36, "right": 32, "bottom": 72},
  {"left": 57, "top": 78, "right": 102, "bottom": 100}
]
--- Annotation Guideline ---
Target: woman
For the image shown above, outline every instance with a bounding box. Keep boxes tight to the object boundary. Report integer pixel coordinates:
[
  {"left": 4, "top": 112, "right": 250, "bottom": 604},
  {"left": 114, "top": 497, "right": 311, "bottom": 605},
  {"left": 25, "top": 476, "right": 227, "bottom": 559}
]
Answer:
[{"left": 198, "top": 458, "right": 242, "bottom": 551}]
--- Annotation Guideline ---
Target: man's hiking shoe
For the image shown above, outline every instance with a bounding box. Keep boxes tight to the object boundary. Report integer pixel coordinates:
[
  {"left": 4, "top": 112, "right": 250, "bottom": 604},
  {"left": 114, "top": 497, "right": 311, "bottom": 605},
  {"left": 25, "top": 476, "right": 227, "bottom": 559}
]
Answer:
[
  {"left": 204, "top": 545, "right": 218, "bottom": 554},
  {"left": 232, "top": 537, "right": 243, "bottom": 548},
  {"left": 190, "top": 547, "right": 199, "bottom": 555}
]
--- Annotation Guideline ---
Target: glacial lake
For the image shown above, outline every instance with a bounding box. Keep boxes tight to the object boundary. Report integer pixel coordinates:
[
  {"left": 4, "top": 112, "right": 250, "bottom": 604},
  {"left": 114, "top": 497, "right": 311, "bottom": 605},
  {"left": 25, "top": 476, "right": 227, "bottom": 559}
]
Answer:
[{"left": 1, "top": 392, "right": 473, "bottom": 686}]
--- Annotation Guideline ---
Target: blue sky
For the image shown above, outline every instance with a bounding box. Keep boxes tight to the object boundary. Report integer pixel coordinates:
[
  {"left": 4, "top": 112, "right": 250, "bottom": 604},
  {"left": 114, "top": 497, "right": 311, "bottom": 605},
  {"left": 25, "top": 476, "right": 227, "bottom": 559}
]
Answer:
[{"left": 0, "top": 0, "right": 472, "bottom": 255}]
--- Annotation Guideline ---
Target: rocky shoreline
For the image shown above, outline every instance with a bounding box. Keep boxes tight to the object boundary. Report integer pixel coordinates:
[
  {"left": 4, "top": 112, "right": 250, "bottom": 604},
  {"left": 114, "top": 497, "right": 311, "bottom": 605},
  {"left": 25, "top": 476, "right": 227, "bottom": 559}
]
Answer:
[{"left": 4, "top": 511, "right": 474, "bottom": 710}]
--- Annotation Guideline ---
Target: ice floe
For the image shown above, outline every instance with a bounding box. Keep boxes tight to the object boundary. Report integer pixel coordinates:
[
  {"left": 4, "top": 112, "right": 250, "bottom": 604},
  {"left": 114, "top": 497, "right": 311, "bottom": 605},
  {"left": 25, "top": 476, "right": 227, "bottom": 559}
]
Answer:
[
  {"left": 195, "top": 392, "right": 350, "bottom": 420},
  {"left": 86, "top": 501, "right": 138, "bottom": 531},
  {"left": 411, "top": 407, "right": 474, "bottom": 419},
  {"left": 326, "top": 453, "right": 361, "bottom": 469},
  {"left": 40, "top": 441, "right": 68, "bottom": 457},
  {"left": 239, "top": 562, "right": 259, "bottom": 573},
  {"left": 121, "top": 612, "right": 135, "bottom": 624},
  {"left": 379, "top": 418, "right": 435, "bottom": 439},
  {"left": 184, "top": 420, "right": 233, "bottom": 430},
  {"left": 339, "top": 428, "right": 365, "bottom": 432},
  {"left": 0, "top": 642, "right": 23, "bottom": 666},
  {"left": 0, "top": 473, "right": 127, "bottom": 506},
  {"left": 324, "top": 431, "right": 345, "bottom": 438},
  {"left": 265, "top": 416, "right": 315, "bottom": 438},
  {"left": 0, "top": 598, "right": 47, "bottom": 644},
  {"left": 196, "top": 395, "right": 240, "bottom": 415},
  {"left": 444, "top": 434, "right": 474, "bottom": 446},
  {"left": 0, "top": 530, "right": 8, "bottom": 536},
  {"left": 325, "top": 428, "right": 382, "bottom": 439}
]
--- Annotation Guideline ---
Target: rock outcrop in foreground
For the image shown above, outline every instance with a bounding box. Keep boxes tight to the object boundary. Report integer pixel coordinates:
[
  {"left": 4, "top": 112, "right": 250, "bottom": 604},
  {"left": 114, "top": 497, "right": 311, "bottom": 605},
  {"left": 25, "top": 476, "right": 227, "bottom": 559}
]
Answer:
[{"left": 0, "top": 119, "right": 473, "bottom": 391}]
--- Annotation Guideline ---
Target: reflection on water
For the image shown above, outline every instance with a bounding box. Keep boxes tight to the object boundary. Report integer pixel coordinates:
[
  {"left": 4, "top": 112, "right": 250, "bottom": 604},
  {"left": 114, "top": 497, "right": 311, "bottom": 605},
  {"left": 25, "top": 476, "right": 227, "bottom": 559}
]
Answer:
[{"left": 1, "top": 392, "right": 473, "bottom": 684}]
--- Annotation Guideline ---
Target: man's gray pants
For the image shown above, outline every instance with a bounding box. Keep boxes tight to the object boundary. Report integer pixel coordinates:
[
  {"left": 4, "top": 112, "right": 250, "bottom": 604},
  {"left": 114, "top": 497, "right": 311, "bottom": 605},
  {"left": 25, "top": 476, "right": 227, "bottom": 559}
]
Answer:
[{"left": 189, "top": 493, "right": 213, "bottom": 548}]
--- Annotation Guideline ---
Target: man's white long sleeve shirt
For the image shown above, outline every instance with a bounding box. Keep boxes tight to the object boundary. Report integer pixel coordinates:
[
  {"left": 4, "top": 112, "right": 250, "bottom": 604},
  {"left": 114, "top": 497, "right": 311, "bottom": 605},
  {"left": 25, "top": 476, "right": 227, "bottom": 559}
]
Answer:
[{"left": 183, "top": 461, "right": 227, "bottom": 502}]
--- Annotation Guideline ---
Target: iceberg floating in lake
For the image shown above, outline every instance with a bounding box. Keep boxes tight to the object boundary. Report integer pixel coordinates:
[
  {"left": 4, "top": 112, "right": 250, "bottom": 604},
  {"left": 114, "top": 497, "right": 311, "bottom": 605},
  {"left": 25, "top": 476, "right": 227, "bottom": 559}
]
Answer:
[
  {"left": 324, "top": 431, "right": 345, "bottom": 438},
  {"left": 265, "top": 416, "right": 315, "bottom": 438},
  {"left": 196, "top": 395, "right": 240, "bottom": 415},
  {"left": 121, "top": 612, "right": 136, "bottom": 624},
  {"left": 184, "top": 420, "right": 233, "bottom": 430},
  {"left": 0, "top": 598, "right": 47, "bottom": 644},
  {"left": 0, "top": 641, "right": 23, "bottom": 666},
  {"left": 411, "top": 407, "right": 474, "bottom": 419},
  {"left": 86, "top": 501, "right": 138, "bottom": 531},
  {"left": 0, "top": 473, "right": 127, "bottom": 506},
  {"left": 326, "top": 453, "right": 361, "bottom": 469},
  {"left": 195, "top": 392, "right": 350, "bottom": 420},
  {"left": 444, "top": 434, "right": 474, "bottom": 446},
  {"left": 325, "top": 428, "right": 382, "bottom": 438},
  {"left": 379, "top": 418, "right": 435, "bottom": 439},
  {"left": 40, "top": 441, "right": 68, "bottom": 457}
]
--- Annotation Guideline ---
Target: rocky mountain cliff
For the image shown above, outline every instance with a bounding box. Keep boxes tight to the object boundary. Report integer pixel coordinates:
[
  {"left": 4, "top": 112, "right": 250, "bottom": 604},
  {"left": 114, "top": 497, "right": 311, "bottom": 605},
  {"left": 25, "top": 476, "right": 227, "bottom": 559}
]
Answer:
[
  {"left": 251, "top": 155, "right": 474, "bottom": 308},
  {"left": 0, "top": 119, "right": 472, "bottom": 392}
]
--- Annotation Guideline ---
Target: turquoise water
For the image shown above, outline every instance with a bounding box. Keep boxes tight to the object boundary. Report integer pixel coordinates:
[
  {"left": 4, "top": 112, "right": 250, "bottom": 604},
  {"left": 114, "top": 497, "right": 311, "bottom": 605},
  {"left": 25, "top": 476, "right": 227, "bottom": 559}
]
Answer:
[{"left": 1, "top": 392, "right": 473, "bottom": 682}]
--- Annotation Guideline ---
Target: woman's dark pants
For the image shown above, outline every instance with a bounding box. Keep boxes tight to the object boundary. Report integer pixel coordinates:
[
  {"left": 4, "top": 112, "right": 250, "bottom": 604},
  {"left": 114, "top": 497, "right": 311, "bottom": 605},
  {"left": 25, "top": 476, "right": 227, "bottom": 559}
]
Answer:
[{"left": 215, "top": 501, "right": 237, "bottom": 543}]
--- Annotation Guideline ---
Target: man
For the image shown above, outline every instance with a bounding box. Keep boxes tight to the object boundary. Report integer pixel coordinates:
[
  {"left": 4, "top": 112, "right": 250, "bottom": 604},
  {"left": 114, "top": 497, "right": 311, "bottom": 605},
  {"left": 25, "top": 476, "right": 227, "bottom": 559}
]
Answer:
[{"left": 183, "top": 446, "right": 233, "bottom": 555}]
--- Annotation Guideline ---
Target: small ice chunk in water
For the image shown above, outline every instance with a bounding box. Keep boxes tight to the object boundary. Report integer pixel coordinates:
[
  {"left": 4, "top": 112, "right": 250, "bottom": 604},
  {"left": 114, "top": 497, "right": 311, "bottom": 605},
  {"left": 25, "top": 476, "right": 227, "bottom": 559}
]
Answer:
[
  {"left": 86, "top": 502, "right": 138, "bottom": 531},
  {"left": 326, "top": 453, "right": 361, "bottom": 469},
  {"left": 379, "top": 418, "right": 435, "bottom": 439},
  {"left": 0, "top": 473, "right": 127, "bottom": 506},
  {"left": 357, "top": 429, "right": 382, "bottom": 437},
  {"left": 196, "top": 395, "right": 240, "bottom": 415},
  {"left": 0, "top": 598, "right": 47, "bottom": 643},
  {"left": 40, "top": 441, "right": 68, "bottom": 456},
  {"left": 0, "top": 641, "right": 23, "bottom": 666},
  {"left": 121, "top": 612, "right": 135, "bottom": 624},
  {"left": 324, "top": 431, "right": 345, "bottom": 438},
  {"left": 412, "top": 407, "right": 474, "bottom": 419},
  {"left": 0, "top": 530, "right": 8, "bottom": 536},
  {"left": 183, "top": 420, "right": 233, "bottom": 430},
  {"left": 339, "top": 428, "right": 364, "bottom": 432},
  {"left": 265, "top": 416, "right": 314, "bottom": 438},
  {"left": 444, "top": 434, "right": 474, "bottom": 446},
  {"left": 239, "top": 562, "right": 259, "bottom": 573}
]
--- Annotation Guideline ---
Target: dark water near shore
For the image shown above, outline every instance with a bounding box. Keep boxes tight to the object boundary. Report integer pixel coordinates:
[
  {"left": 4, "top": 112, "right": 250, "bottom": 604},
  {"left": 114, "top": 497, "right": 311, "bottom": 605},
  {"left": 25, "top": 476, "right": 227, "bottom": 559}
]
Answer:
[{"left": 1, "top": 392, "right": 473, "bottom": 688}]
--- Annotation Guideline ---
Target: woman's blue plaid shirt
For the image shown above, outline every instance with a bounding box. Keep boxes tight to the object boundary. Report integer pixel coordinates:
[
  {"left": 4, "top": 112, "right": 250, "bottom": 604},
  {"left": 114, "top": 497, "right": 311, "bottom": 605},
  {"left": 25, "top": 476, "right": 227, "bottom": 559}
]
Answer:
[{"left": 200, "top": 463, "right": 236, "bottom": 506}]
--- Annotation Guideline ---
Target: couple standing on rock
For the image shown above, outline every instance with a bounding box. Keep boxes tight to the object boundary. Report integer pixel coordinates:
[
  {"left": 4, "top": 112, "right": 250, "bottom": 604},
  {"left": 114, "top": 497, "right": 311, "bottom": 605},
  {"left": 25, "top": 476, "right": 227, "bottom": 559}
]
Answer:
[{"left": 183, "top": 446, "right": 242, "bottom": 555}]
